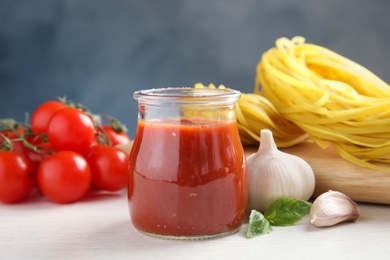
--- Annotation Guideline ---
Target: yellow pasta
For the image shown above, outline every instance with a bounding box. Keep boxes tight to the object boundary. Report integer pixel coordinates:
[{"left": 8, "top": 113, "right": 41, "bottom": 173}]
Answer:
[
  {"left": 255, "top": 37, "right": 390, "bottom": 171},
  {"left": 195, "top": 37, "right": 390, "bottom": 170},
  {"left": 195, "top": 83, "right": 308, "bottom": 148}
]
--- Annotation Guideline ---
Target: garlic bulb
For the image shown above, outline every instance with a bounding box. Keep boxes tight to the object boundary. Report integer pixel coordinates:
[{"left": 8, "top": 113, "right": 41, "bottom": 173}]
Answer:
[
  {"left": 247, "top": 129, "right": 315, "bottom": 212},
  {"left": 116, "top": 141, "right": 133, "bottom": 155},
  {"left": 310, "top": 190, "right": 360, "bottom": 227}
]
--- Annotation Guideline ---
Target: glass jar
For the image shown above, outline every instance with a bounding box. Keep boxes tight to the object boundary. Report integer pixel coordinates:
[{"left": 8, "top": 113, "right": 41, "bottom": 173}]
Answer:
[{"left": 128, "top": 87, "right": 247, "bottom": 240}]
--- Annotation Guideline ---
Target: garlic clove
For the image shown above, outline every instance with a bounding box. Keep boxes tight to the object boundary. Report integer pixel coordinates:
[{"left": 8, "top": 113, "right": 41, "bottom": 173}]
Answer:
[{"left": 310, "top": 190, "right": 360, "bottom": 227}]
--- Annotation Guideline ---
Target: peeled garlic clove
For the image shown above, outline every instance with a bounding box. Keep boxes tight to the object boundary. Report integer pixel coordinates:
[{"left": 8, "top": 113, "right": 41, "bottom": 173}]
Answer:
[{"left": 310, "top": 190, "right": 360, "bottom": 227}]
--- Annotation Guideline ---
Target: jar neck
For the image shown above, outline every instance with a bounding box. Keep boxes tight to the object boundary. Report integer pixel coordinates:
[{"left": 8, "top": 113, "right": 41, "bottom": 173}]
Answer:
[
  {"left": 138, "top": 102, "right": 237, "bottom": 122},
  {"left": 134, "top": 88, "right": 240, "bottom": 122}
]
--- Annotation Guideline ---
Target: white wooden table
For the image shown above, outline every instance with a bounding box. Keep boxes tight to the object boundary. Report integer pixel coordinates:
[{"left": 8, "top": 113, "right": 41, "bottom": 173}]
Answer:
[{"left": 1, "top": 189, "right": 390, "bottom": 260}]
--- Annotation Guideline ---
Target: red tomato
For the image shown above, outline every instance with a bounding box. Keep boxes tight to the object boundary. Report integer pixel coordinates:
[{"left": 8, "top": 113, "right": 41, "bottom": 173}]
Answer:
[
  {"left": 25, "top": 142, "right": 55, "bottom": 165},
  {"left": 10, "top": 133, "right": 44, "bottom": 154},
  {"left": 100, "top": 125, "right": 131, "bottom": 146},
  {"left": 47, "top": 107, "right": 95, "bottom": 154},
  {"left": 37, "top": 151, "right": 91, "bottom": 203},
  {"left": 0, "top": 127, "right": 26, "bottom": 149},
  {"left": 84, "top": 143, "right": 107, "bottom": 159},
  {"left": 25, "top": 142, "right": 55, "bottom": 176},
  {"left": 0, "top": 127, "right": 25, "bottom": 140},
  {"left": 31, "top": 101, "right": 67, "bottom": 133},
  {"left": 0, "top": 151, "right": 35, "bottom": 203},
  {"left": 87, "top": 146, "right": 128, "bottom": 192}
]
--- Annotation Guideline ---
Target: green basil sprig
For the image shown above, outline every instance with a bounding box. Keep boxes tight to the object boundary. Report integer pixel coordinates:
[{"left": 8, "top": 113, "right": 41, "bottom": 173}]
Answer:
[{"left": 247, "top": 198, "right": 312, "bottom": 238}]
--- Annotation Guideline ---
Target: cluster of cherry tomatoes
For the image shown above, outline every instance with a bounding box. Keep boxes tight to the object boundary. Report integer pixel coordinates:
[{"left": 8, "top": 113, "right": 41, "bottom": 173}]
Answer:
[{"left": 0, "top": 99, "right": 131, "bottom": 204}]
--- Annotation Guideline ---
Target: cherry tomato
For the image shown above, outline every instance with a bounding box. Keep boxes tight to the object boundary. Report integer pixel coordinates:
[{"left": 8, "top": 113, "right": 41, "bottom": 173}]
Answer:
[
  {"left": 24, "top": 142, "right": 55, "bottom": 165},
  {"left": 47, "top": 107, "right": 95, "bottom": 155},
  {"left": 84, "top": 143, "right": 107, "bottom": 159},
  {"left": 99, "top": 125, "right": 131, "bottom": 146},
  {"left": 9, "top": 133, "right": 44, "bottom": 154},
  {"left": 87, "top": 146, "right": 128, "bottom": 192},
  {"left": 37, "top": 151, "right": 91, "bottom": 203},
  {"left": 0, "top": 151, "right": 35, "bottom": 203},
  {"left": 26, "top": 142, "right": 55, "bottom": 175},
  {"left": 0, "top": 127, "right": 26, "bottom": 149},
  {"left": 0, "top": 127, "right": 25, "bottom": 140},
  {"left": 31, "top": 101, "right": 67, "bottom": 133}
]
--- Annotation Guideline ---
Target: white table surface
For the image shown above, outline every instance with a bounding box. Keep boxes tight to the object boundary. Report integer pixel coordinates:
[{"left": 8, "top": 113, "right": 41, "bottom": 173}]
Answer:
[{"left": 1, "top": 189, "right": 390, "bottom": 260}]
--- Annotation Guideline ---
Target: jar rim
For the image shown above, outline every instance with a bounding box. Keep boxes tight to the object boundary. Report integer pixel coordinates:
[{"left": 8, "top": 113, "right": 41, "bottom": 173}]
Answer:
[{"left": 134, "top": 87, "right": 241, "bottom": 104}]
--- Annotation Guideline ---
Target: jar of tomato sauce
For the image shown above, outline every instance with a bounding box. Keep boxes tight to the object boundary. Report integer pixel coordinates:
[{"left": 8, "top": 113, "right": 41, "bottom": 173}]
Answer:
[{"left": 128, "top": 87, "right": 247, "bottom": 240}]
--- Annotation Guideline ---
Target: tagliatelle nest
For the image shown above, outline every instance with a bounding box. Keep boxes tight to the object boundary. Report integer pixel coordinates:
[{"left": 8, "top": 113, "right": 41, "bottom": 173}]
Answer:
[{"left": 195, "top": 36, "right": 390, "bottom": 171}]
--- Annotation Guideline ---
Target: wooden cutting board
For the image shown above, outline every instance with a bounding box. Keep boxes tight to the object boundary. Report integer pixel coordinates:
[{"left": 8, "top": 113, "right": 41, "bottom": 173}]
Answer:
[{"left": 245, "top": 143, "right": 390, "bottom": 205}]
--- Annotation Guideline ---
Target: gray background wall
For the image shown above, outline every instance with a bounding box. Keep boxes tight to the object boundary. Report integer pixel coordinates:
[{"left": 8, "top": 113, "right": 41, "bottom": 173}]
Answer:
[{"left": 1, "top": 0, "right": 389, "bottom": 138}]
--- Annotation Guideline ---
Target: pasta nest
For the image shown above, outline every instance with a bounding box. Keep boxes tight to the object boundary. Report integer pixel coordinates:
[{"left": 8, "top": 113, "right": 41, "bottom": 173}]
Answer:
[{"left": 196, "top": 36, "right": 390, "bottom": 171}]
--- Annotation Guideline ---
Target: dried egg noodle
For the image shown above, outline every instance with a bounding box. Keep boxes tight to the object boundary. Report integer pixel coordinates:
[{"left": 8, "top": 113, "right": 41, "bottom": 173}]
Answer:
[
  {"left": 195, "top": 36, "right": 390, "bottom": 171},
  {"left": 255, "top": 37, "right": 390, "bottom": 171},
  {"left": 194, "top": 83, "right": 308, "bottom": 148}
]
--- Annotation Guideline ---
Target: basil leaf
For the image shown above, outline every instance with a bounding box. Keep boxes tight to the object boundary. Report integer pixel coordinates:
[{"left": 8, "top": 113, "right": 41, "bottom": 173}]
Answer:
[
  {"left": 264, "top": 198, "right": 312, "bottom": 226},
  {"left": 247, "top": 210, "right": 273, "bottom": 238}
]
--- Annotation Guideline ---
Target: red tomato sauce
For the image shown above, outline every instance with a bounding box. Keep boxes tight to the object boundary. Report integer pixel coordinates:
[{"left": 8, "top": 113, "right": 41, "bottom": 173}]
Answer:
[{"left": 128, "top": 119, "right": 247, "bottom": 237}]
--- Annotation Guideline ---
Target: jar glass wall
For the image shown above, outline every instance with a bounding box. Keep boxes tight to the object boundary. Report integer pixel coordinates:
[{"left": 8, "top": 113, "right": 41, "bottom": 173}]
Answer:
[{"left": 128, "top": 87, "right": 247, "bottom": 240}]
